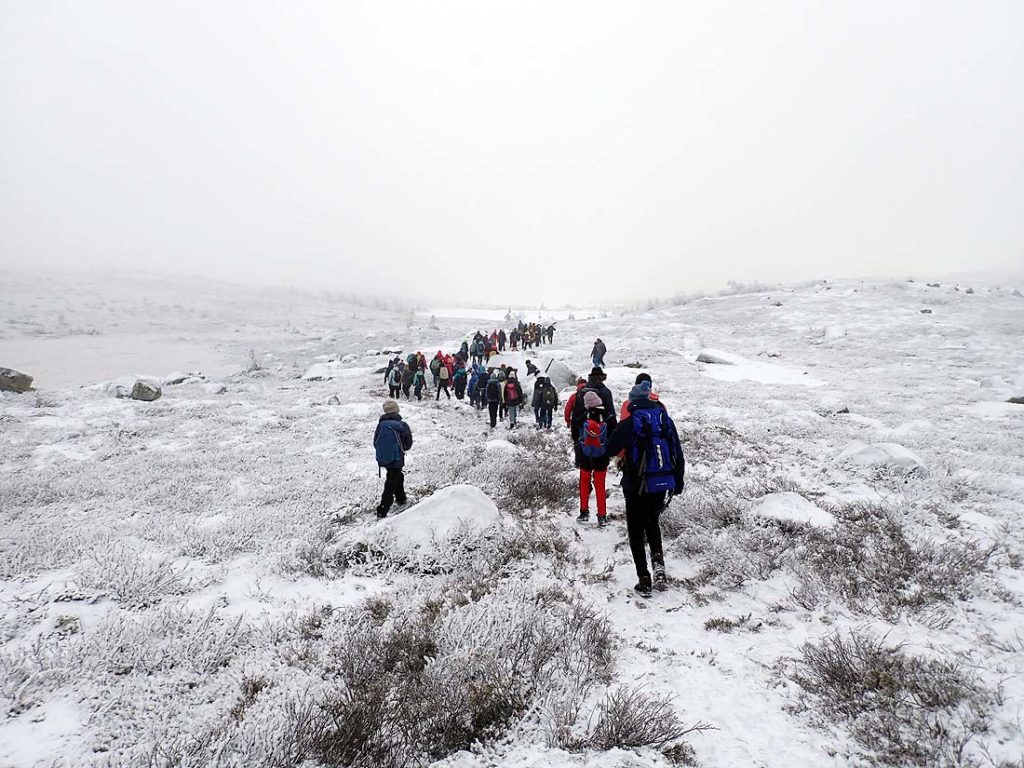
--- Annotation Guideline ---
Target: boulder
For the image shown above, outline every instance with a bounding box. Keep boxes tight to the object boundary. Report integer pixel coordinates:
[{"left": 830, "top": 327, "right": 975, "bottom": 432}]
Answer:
[
  {"left": 163, "top": 371, "right": 205, "bottom": 386},
  {"left": 380, "top": 484, "right": 501, "bottom": 552},
  {"left": 0, "top": 366, "right": 33, "bottom": 393},
  {"left": 327, "top": 394, "right": 341, "bottom": 405},
  {"left": 130, "top": 379, "right": 162, "bottom": 401},
  {"left": 1008, "top": 396, "right": 1024, "bottom": 405},
  {"left": 539, "top": 358, "right": 578, "bottom": 390},
  {"left": 696, "top": 349, "right": 738, "bottom": 365},
  {"left": 203, "top": 382, "right": 228, "bottom": 395},
  {"left": 920, "top": 308, "right": 933, "bottom": 314},
  {"left": 838, "top": 442, "right": 927, "bottom": 474},
  {"left": 749, "top": 492, "right": 835, "bottom": 529}
]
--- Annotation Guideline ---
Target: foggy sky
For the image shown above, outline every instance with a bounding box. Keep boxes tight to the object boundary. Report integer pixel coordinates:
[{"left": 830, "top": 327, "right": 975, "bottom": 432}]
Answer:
[{"left": 1, "top": 2, "right": 1021, "bottom": 305}]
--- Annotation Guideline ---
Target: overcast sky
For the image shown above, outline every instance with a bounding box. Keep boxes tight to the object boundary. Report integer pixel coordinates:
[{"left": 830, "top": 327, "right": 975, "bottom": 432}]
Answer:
[{"left": 1, "top": 2, "right": 1021, "bottom": 305}]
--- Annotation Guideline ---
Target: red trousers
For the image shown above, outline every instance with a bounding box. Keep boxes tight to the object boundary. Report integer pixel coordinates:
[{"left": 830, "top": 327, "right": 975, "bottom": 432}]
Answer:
[{"left": 580, "top": 469, "right": 607, "bottom": 517}]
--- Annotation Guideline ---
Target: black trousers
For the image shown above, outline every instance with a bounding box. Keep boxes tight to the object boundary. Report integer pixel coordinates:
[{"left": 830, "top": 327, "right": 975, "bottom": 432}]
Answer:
[
  {"left": 436, "top": 383, "right": 451, "bottom": 400},
  {"left": 388, "top": 385, "right": 400, "bottom": 398},
  {"left": 488, "top": 401, "right": 499, "bottom": 428},
  {"left": 624, "top": 490, "right": 666, "bottom": 579},
  {"left": 379, "top": 467, "right": 406, "bottom": 514}
]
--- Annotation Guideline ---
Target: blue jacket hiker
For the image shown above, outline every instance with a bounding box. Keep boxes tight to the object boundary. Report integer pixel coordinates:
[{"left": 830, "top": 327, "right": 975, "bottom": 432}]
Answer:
[
  {"left": 373, "top": 399, "right": 414, "bottom": 518},
  {"left": 605, "top": 381, "right": 685, "bottom": 598}
]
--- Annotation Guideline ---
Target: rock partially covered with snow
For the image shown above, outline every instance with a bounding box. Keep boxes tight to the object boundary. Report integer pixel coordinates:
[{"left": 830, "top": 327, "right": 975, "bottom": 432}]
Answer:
[
  {"left": 838, "top": 442, "right": 927, "bottom": 474},
  {"left": 696, "top": 349, "right": 739, "bottom": 365},
  {"left": 163, "top": 371, "right": 205, "bottom": 386},
  {"left": 130, "top": 379, "right": 162, "bottom": 401},
  {"left": 750, "top": 492, "right": 835, "bottom": 529},
  {"left": 203, "top": 382, "right": 228, "bottom": 395},
  {"left": 383, "top": 484, "right": 501, "bottom": 551},
  {"left": 538, "top": 358, "right": 577, "bottom": 390},
  {"left": 0, "top": 366, "right": 33, "bottom": 393}
]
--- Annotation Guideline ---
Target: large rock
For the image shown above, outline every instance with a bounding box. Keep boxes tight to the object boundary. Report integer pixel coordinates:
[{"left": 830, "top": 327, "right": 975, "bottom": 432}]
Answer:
[
  {"left": 0, "top": 367, "right": 33, "bottom": 393},
  {"left": 838, "top": 442, "right": 927, "bottom": 474},
  {"left": 749, "top": 492, "right": 835, "bottom": 529},
  {"left": 538, "top": 358, "right": 577, "bottom": 390},
  {"left": 696, "top": 349, "right": 739, "bottom": 365},
  {"left": 130, "top": 379, "right": 162, "bottom": 401}
]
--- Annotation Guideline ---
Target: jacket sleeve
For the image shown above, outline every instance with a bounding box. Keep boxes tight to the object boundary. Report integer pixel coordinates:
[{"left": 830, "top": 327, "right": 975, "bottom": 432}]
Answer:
[
  {"left": 372, "top": 423, "right": 381, "bottom": 448},
  {"left": 401, "top": 422, "right": 413, "bottom": 451},
  {"left": 606, "top": 416, "right": 631, "bottom": 458},
  {"left": 667, "top": 415, "right": 684, "bottom": 487},
  {"left": 564, "top": 394, "right": 575, "bottom": 425}
]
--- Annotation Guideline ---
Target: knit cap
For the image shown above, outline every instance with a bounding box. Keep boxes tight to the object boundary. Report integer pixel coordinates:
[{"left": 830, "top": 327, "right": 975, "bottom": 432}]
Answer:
[
  {"left": 628, "top": 380, "right": 653, "bottom": 402},
  {"left": 584, "top": 391, "right": 603, "bottom": 410},
  {"left": 383, "top": 399, "right": 400, "bottom": 414}
]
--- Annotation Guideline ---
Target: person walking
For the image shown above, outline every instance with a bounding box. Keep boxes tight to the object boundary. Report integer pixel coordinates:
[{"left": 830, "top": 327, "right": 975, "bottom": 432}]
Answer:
[
  {"left": 387, "top": 363, "right": 403, "bottom": 399},
  {"left": 503, "top": 372, "right": 524, "bottom": 428},
  {"left": 605, "top": 380, "right": 685, "bottom": 597},
  {"left": 619, "top": 372, "right": 663, "bottom": 420},
  {"left": 373, "top": 399, "right": 413, "bottom": 518},
  {"left": 413, "top": 368, "right": 426, "bottom": 401},
  {"left": 485, "top": 371, "right": 502, "bottom": 429},
  {"left": 539, "top": 376, "right": 559, "bottom": 429},
  {"left": 436, "top": 362, "right": 452, "bottom": 400},
  {"left": 577, "top": 391, "right": 611, "bottom": 526},
  {"left": 453, "top": 361, "right": 468, "bottom": 400},
  {"left": 591, "top": 338, "right": 607, "bottom": 368},
  {"left": 531, "top": 376, "right": 545, "bottom": 428},
  {"left": 401, "top": 364, "right": 414, "bottom": 400}
]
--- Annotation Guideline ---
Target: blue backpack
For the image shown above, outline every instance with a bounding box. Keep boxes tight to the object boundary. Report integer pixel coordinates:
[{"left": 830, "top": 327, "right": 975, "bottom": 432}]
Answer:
[
  {"left": 374, "top": 421, "right": 404, "bottom": 467},
  {"left": 630, "top": 408, "right": 677, "bottom": 494}
]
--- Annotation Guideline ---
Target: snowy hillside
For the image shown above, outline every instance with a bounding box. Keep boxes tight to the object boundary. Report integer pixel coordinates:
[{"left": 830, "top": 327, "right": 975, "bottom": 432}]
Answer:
[{"left": 1, "top": 275, "right": 1023, "bottom": 767}]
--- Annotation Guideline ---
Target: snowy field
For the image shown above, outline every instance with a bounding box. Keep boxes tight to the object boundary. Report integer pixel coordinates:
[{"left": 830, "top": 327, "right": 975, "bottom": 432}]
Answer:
[{"left": 2, "top": 273, "right": 1024, "bottom": 767}]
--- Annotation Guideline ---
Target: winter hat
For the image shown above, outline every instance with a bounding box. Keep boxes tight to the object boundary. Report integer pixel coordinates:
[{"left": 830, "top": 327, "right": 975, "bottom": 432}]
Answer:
[
  {"left": 584, "top": 391, "right": 603, "bottom": 410},
  {"left": 589, "top": 366, "right": 605, "bottom": 379},
  {"left": 634, "top": 372, "right": 652, "bottom": 385},
  {"left": 383, "top": 399, "right": 400, "bottom": 415},
  {"left": 629, "top": 380, "right": 653, "bottom": 402}
]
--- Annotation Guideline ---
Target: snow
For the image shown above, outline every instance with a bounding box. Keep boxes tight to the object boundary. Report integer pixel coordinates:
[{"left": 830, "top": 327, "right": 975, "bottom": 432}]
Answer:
[
  {"left": 837, "top": 441, "right": 928, "bottom": 473},
  {"left": 749, "top": 492, "right": 836, "bottom": 528},
  {"left": 3, "top": 272, "right": 1024, "bottom": 768}
]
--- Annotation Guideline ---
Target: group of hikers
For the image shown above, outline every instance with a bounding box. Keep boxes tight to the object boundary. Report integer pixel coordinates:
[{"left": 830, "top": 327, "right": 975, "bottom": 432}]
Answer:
[{"left": 373, "top": 333, "right": 686, "bottom": 599}]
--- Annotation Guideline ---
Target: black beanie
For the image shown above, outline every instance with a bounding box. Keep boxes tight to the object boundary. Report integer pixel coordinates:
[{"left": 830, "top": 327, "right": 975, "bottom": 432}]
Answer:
[{"left": 634, "top": 372, "right": 652, "bottom": 385}]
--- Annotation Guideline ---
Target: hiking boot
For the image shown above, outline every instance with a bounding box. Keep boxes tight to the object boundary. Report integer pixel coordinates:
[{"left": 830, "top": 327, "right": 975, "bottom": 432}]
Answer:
[
  {"left": 634, "top": 577, "right": 653, "bottom": 598},
  {"left": 577, "top": 509, "right": 590, "bottom": 523},
  {"left": 597, "top": 515, "right": 607, "bottom": 528},
  {"left": 653, "top": 563, "right": 667, "bottom": 590},
  {"left": 375, "top": 507, "right": 388, "bottom": 519}
]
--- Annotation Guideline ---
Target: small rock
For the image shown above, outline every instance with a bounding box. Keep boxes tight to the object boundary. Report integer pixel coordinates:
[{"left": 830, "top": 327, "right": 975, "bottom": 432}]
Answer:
[
  {"left": 203, "top": 382, "right": 227, "bottom": 395},
  {"left": 327, "top": 394, "right": 341, "bottom": 405},
  {"left": 1008, "top": 396, "right": 1024, "bottom": 405},
  {"left": 965, "top": 287, "right": 975, "bottom": 295},
  {"left": 0, "top": 366, "right": 33, "bottom": 393},
  {"left": 920, "top": 308, "right": 933, "bottom": 314},
  {"left": 770, "top": 300, "right": 783, "bottom": 307},
  {"left": 624, "top": 361, "right": 644, "bottom": 369},
  {"left": 130, "top": 380, "right": 162, "bottom": 401},
  {"left": 163, "top": 371, "right": 205, "bottom": 386},
  {"left": 373, "top": 366, "right": 388, "bottom": 375},
  {"left": 927, "top": 282, "right": 941, "bottom": 288}
]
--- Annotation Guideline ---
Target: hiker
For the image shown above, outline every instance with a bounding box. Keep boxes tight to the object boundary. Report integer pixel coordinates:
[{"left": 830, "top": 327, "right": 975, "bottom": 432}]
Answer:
[
  {"left": 485, "top": 370, "right": 502, "bottom": 428},
  {"left": 503, "top": 372, "right": 524, "bottom": 429},
  {"left": 547, "top": 324, "right": 556, "bottom": 344},
  {"left": 564, "top": 377, "right": 588, "bottom": 465},
  {"left": 476, "top": 368, "right": 491, "bottom": 412},
  {"left": 571, "top": 368, "right": 617, "bottom": 468},
  {"left": 591, "top": 338, "right": 607, "bottom": 368},
  {"left": 509, "top": 329, "right": 519, "bottom": 350},
  {"left": 606, "top": 379, "right": 686, "bottom": 597},
  {"left": 401, "top": 364, "right": 414, "bottom": 399},
  {"left": 384, "top": 356, "right": 397, "bottom": 386},
  {"left": 538, "top": 376, "right": 559, "bottom": 429},
  {"left": 436, "top": 361, "right": 452, "bottom": 400},
  {"left": 373, "top": 399, "right": 414, "bottom": 518},
  {"left": 459, "top": 339, "right": 469, "bottom": 360},
  {"left": 498, "top": 329, "right": 507, "bottom": 352},
  {"left": 525, "top": 359, "right": 540, "bottom": 377},
  {"left": 387, "top": 363, "right": 403, "bottom": 399},
  {"left": 577, "top": 391, "right": 611, "bottom": 527},
  {"left": 453, "top": 361, "right": 468, "bottom": 400},
  {"left": 531, "top": 376, "right": 545, "bottom": 427},
  {"left": 429, "top": 352, "right": 444, "bottom": 388},
  {"left": 413, "top": 368, "right": 426, "bottom": 400}
]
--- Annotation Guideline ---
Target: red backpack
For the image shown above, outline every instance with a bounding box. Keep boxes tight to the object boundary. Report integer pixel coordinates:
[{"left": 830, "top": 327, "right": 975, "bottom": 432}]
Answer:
[
  {"left": 580, "top": 418, "right": 608, "bottom": 458},
  {"left": 505, "top": 381, "right": 518, "bottom": 402}
]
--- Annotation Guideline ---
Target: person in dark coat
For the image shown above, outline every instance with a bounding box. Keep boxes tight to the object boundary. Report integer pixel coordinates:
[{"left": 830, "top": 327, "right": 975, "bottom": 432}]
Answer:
[
  {"left": 373, "top": 399, "right": 414, "bottom": 518},
  {"left": 571, "top": 368, "right": 617, "bottom": 469},
  {"left": 485, "top": 372, "right": 502, "bottom": 429},
  {"left": 591, "top": 338, "right": 607, "bottom": 368},
  {"left": 401, "top": 365, "right": 414, "bottom": 399},
  {"left": 577, "top": 391, "right": 611, "bottom": 526},
  {"left": 605, "top": 381, "right": 685, "bottom": 596}
]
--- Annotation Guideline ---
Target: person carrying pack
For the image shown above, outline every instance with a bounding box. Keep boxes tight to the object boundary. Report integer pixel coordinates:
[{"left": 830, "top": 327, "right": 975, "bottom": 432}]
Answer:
[
  {"left": 453, "top": 362, "right": 468, "bottom": 400},
  {"left": 387, "top": 364, "right": 402, "bottom": 398},
  {"left": 591, "top": 338, "right": 607, "bottom": 368},
  {"left": 485, "top": 372, "right": 502, "bottom": 429},
  {"left": 531, "top": 376, "right": 545, "bottom": 427},
  {"left": 503, "top": 372, "right": 524, "bottom": 428},
  {"left": 539, "top": 377, "right": 559, "bottom": 429},
  {"left": 373, "top": 399, "right": 414, "bottom": 518},
  {"left": 605, "top": 381, "right": 685, "bottom": 598},
  {"left": 401, "top": 365, "right": 414, "bottom": 399},
  {"left": 577, "top": 391, "right": 611, "bottom": 526},
  {"left": 571, "top": 367, "right": 617, "bottom": 462},
  {"left": 413, "top": 369, "right": 426, "bottom": 401},
  {"left": 429, "top": 353, "right": 443, "bottom": 388},
  {"left": 436, "top": 363, "right": 451, "bottom": 400}
]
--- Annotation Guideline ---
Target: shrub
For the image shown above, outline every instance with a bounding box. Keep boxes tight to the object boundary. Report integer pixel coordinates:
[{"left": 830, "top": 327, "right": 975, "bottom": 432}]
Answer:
[
  {"left": 792, "top": 631, "right": 992, "bottom": 766},
  {"left": 587, "top": 685, "right": 714, "bottom": 753}
]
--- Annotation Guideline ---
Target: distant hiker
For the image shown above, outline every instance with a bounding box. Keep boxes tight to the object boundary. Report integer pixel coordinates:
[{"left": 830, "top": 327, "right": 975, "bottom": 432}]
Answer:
[
  {"left": 459, "top": 339, "right": 470, "bottom": 360},
  {"left": 577, "top": 391, "right": 611, "bottom": 527},
  {"left": 606, "top": 382, "right": 685, "bottom": 597},
  {"left": 547, "top": 324, "right": 556, "bottom": 344},
  {"left": 413, "top": 369, "right": 426, "bottom": 401},
  {"left": 509, "top": 329, "right": 520, "bottom": 350},
  {"left": 401, "top": 365, "right": 414, "bottom": 399},
  {"left": 538, "top": 377, "right": 559, "bottom": 429},
  {"left": 373, "top": 399, "right": 413, "bottom": 518},
  {"left": 436, "top": 361, "right": 451, "bottom": 400},
  {"left": 387, "top": 363, "right": 403, "bottom": 399},
  {"left": 525, "top": 359, "right": 540, "bottom": 377},
  {"left": 475, "top": 368, "right": 491, "bottom": 413},
  {"left": 384, "top": 356, "right": 397, "bottom": 385},
  {"left": 591, "top": 338, "right": 607, "bottom": 368},
  {"left": 485, "top": 371, "right": 502, "bottom": 429},
  {"left": 503, "top": 372, "right": 524, "bottom": 429},
  {"left": 429, "top": 352, "right": 444, "bottom": 388},
  {"left": 571, "top": 368, "right": 617, "bottom": 469},
  {"left": 453, "top": 361, "right": 468, "bottom": 400},
  {"left": 498, "top": 329, "right": 507, "bottom": 352}
]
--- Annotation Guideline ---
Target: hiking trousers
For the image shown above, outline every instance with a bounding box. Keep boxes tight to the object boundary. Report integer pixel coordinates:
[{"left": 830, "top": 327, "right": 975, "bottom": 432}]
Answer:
[
  {"left": 436, "top": 383, "right": 451, "bottom": 400},
  {"left": 388, "top": 385, "right": 400, "bottom": 398},
  {"left": 539, "top": 406, "right": 553, "bottom": 428},
  {"left": 508, "top": 403, "right": 518, "bottom": 426},
  {"left": 624, "top": 490, "right": 666, "bottom": 579},
  {"left": 379, "top": 468, "right": 406, "bottom": 514},
  {"left": 487, "top": 401, "right": 499, "bottom": 428}
]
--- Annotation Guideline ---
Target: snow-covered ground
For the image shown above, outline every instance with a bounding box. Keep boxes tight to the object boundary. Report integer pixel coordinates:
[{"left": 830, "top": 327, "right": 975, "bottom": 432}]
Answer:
[{"left": 2, "top": 273, "right": 1023, "bottom": 767}]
